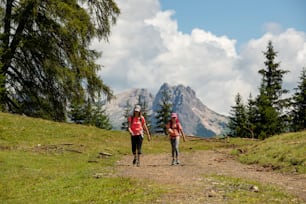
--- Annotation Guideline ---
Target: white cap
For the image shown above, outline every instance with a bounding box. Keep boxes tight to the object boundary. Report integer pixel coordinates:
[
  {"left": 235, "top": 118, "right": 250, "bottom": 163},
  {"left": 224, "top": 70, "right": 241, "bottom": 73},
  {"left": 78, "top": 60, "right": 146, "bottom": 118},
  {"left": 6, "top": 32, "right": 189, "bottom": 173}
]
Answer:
[{"left": 134, "top": 105, "right": 141, "bottom": 112}]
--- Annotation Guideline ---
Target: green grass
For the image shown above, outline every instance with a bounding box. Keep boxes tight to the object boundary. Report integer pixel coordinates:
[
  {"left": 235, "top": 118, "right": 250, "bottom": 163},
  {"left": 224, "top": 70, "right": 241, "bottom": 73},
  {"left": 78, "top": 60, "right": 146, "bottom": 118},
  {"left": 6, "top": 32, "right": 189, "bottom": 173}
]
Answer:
[
  {"left": 0, "top": 112, "right": 164, "bottom": 203},
  {"left": 204, "top": 175, "right": 300, "bottom": 204},
  {"left": 0, "top": 112, "right": 304, "bottom": 203},
  {"left": 237, "top": 131, "right": 306, "bottom": 173}
]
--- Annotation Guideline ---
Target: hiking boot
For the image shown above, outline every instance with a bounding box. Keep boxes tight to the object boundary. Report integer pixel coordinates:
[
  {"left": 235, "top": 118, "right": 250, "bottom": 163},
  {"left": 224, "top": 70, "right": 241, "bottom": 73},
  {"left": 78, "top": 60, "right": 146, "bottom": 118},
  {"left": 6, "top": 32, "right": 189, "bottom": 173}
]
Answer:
[
  {"left": 136, "top": 160, "right": 140, "bottom": 167},
  {"left": 133, "top": 158, "right": 137, "bottom": 166},
  {"left": 176, "top": 160, "right": 180, "bottom": 165},
  {"left": 171, "top": 159, "right": 176, "bottom": 165}
]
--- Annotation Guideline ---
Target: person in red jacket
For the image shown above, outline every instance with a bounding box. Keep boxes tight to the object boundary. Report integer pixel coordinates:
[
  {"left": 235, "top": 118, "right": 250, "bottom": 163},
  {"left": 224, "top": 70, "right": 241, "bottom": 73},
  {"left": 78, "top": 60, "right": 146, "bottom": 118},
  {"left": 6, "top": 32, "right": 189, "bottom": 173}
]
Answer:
[
  {"left": 128, "top": 105, "right": 151, "bottom": 166},
  {"left": 166, "top": 113, "right": 186, "bottom": 165}
]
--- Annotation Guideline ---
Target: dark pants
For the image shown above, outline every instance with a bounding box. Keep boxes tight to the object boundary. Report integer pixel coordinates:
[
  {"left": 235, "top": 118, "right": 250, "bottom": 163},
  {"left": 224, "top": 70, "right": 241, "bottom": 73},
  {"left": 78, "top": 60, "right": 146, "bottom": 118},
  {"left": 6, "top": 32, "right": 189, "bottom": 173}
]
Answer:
[{"left": 131, "top": 135, "right": 143, "bottom": 155}]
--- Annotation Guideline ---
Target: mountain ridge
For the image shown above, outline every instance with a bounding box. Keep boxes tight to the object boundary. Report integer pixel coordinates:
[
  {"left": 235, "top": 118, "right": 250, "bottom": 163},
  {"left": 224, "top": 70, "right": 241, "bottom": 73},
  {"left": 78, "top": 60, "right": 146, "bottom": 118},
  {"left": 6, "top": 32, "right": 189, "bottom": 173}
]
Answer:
[{"left": 105, "top": 83, "right": 228, "bottom": 137}]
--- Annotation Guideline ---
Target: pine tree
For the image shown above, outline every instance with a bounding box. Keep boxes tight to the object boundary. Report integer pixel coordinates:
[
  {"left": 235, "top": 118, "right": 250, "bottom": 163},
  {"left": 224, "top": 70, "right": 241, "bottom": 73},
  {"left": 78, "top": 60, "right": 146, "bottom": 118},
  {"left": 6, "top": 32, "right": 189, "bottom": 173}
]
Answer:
[
  {"left": 291, "top": 67, "right": 306, "bottom": 131},
  {"left": 245, "top": 94, "right": 257, "bottom": 139},
  {"left": 228, "top": 93, "right": 248, "bottom": 137},
  {"left": 69, "top": 99, "right": 111, "bottom": 130},
  {"left": 0, "top": 1, "right": 120, "bottom": 121},
  {"left": 139, "top": 99, "right": 152, "bottom": 132},
  {"left": 255, "top": 88, "right": 279, "bottom": 139},
  {"left": 89, "top": 101, "right": 112, "bottom": 130},
  {"left": 68, "top": 101, "right": 86, "bottom": 124},
  {"left": 255, "top": 41, "right": 289, "bottom": 139},
  {"left": 154, "top": 89, "right": 172, "bottom": 134},
  {"left": 121, "top": 100, "right": 132, "bottom": 130}
]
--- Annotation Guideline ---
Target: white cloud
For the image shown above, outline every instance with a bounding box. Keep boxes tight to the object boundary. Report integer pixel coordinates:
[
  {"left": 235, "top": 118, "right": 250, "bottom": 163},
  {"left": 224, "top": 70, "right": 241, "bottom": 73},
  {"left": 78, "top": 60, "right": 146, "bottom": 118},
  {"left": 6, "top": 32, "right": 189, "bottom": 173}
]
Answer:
[
  {"left": 238, "top": 29, "right": 306, "bottom": 93},
  {"left": 92, "top": 0, "right": 306, "bottom": 115}
]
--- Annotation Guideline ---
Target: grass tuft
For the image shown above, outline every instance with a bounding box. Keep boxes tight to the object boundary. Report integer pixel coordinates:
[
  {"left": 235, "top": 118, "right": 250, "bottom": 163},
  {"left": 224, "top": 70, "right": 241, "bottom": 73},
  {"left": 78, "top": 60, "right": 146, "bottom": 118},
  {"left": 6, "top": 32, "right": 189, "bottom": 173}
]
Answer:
[
  {"left": 237, "top": 131, "right": 306, "bottom": 173},
  {"left": 204, "top": 175, "right": 301, "bottom": 204}
]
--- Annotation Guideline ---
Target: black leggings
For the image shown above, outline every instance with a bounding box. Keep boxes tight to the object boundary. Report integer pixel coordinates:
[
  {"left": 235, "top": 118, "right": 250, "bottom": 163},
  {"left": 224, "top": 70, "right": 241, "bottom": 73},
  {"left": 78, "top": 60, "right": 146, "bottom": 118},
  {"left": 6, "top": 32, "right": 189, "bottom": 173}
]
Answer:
[{"left": 131, "top": 135, "right": 143, "bottom": 155}]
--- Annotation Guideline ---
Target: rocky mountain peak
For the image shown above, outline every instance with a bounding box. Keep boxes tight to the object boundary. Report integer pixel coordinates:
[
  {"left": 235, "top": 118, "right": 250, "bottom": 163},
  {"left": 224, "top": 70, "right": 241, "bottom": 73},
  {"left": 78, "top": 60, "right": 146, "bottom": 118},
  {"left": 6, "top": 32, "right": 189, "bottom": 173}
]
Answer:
[
  {"left": 153, "top": 83, "right": 228, "bottom": 137},
  {"left": 105, "top": 83, "right": 228, "bottom": 137}
]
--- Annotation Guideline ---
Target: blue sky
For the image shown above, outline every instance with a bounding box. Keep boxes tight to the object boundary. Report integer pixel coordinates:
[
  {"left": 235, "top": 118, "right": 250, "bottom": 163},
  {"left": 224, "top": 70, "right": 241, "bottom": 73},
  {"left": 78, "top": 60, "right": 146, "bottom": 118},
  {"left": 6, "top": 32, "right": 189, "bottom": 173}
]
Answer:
[
  {"left": 160, "top": 0, "right": 306, "bottom": 47},
  {"left": 96, "top": 0, "right": 306, "bottom": 115}
]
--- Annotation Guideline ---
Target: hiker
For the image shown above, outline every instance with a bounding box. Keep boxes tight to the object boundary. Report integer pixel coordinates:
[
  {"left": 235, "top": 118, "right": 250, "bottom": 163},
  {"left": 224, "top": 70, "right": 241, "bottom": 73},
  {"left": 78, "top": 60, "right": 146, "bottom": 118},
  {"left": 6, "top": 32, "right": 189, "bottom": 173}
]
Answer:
[
  {"left": 128, "top": 105, "right": 151, "bottom": 166},
  {"left": 166, "top": 112, "right": 186, "bottom": 165}
]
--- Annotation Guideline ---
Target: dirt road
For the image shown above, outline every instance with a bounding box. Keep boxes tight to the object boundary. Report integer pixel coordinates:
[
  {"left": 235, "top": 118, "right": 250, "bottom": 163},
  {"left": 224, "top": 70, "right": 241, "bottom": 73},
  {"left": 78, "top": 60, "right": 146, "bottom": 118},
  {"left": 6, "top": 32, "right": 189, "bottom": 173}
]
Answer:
[{"left": 116, "top": 150, "right": 306, "bottom": 203}]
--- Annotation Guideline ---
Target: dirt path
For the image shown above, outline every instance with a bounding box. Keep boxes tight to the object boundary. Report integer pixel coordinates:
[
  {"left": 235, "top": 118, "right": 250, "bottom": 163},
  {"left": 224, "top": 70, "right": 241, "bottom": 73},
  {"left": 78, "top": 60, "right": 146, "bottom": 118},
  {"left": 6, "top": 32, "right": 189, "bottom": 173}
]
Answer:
[{"left": 116, "top": 150, "right": 306, "bottom": 203}]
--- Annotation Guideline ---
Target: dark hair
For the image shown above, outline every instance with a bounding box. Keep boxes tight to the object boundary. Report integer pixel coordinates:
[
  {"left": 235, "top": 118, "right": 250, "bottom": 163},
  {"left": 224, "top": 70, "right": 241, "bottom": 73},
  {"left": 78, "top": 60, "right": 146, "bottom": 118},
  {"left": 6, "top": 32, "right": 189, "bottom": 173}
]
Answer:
[{"left": 133, "top": 111, "right": 142, "bottom": 117}]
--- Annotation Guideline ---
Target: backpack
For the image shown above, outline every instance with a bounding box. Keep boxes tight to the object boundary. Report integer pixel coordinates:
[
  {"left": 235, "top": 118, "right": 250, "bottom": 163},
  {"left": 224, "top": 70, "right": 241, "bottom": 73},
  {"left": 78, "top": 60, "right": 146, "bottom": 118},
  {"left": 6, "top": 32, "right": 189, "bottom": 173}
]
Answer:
[
  {"left": 130, "top": 116, "right": 143, "bottom": 124},
  {"left": 129, "top": 116, "right": 145, "bottom": 136},
  {"left": 129, "top": 116, "right": 145, "bottom": 129},
  {"left": 169, "top": 117, "right": 180, "bottom": 130}
]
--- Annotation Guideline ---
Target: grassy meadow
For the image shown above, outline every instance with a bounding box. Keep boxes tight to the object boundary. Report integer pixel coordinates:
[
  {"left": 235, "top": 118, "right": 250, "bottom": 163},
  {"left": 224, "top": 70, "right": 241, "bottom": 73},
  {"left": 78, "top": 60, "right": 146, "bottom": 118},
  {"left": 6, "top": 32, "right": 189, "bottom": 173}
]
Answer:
[
  {"left": 0, "top": 112, "right": 305, "bottom": 203},
  {"left": 237, "top": 131, "right": 306, "bottom": 174}
]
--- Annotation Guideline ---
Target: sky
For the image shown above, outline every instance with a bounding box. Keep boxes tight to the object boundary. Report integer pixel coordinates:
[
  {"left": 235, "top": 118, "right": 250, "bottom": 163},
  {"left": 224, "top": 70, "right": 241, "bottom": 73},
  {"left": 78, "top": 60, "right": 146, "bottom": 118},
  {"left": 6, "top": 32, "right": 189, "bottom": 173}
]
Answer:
[{"left": 92, "top": 0, "right": 306, "bottom": 115}]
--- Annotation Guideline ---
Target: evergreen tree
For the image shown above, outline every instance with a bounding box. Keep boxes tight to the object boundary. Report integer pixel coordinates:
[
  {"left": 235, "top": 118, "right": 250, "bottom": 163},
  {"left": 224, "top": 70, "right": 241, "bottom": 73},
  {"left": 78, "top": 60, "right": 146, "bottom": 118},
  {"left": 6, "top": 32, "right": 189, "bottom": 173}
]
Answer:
[
  {"left": 141, "top": 99, "right": 152, "bottom": 131},
  {"left": 89, "top": 101, "right": 112, "bottom": 130},
  {"left": 245, "top": 94, "right": 257, "bottom": 139},
  {"left": 83, "top": 99, "right": 93, "bottom": 125},
  {"left": 291, "top": 67, "right": 306, "bottom": 131},
  {"left": 121, "top": 100, "right": 132, "bottom": 130},
  {"left": 137, "top": 94, "right": 152, "bottom": 131},
  {"left": 255, "top": 41, "right": 289, "bottom": 138},
  {"left": 228, "top": 93, "right": 248, "bottom": 137},
  {"left": 155, "top": 89, "right": 172, "bottom": 134},
  {"left": 69, "top": 101, "right": 86, "bottom": 124},
  {"left": 255, "top": 88, "right": 279, "bottom": 139},
  {"left": 69, "top": 99, "right": 111, "bottom": 130},
  {"left": 0, "top": 0, "right": 120, "bottom": 121}
]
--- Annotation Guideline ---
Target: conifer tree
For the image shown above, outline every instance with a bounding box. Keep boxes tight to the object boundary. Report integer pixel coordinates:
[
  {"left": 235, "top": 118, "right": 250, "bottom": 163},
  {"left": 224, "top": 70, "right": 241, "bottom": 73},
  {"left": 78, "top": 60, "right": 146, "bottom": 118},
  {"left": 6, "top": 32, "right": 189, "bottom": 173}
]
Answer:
[
  {"left": 89, "top": 101, "right": 112, "bottom": 130},
  {"left": 255, "top": 88, "right": 279, "bottom": 139},
  {"left": 69, "top": 101, "right": 86, "bottom": 124},
  {"left": 228, "top": 93, "right": 248, "bottom": 137},
  {"left": 121, "top": 100, "right": 132, "bottom": 130},
  {"left": 291, "top": 67, "right": 306, "bottom": 131},
  {"left": 255, "top": 41, "right": 289, "bottom": 138},
  {"left": 155, "top": 89, "right": 172, "bottom": 134},
  {"left": 139, "top": 97, "right": 152, "bottom": 132},
  {"left": 245, "top": 94, "right": 256, "bottom": 139},
  {"left": 69, "top": 99, "right": 111, "bottom": 129},
  {"left": 0, "top": 0, "right": 120, "bottom": 121}
]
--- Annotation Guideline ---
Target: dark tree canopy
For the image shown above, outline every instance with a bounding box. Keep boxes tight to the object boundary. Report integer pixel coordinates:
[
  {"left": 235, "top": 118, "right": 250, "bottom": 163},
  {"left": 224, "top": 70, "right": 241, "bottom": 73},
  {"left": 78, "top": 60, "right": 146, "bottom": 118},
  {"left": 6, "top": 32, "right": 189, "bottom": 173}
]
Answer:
[
  {"left": 137, "top": 94, "right": 152, "bottom": 131},
  {"left": 291, "top": 67, "right": 306, "bottom": 131},
  {"left": 228, "top": 93, "right": 248, "bottom": 137},
  {"left": 0, "top": 0, "right": 120, "bottom": 121},
  {"left": 154, "top": 89, "right": 172, "bottom": 134},
  {"left": 255, "top": 41, "right": 289, "bottom": 138},
  {"left": 121, "top": 100, "right": 133, "bottom": 131}
]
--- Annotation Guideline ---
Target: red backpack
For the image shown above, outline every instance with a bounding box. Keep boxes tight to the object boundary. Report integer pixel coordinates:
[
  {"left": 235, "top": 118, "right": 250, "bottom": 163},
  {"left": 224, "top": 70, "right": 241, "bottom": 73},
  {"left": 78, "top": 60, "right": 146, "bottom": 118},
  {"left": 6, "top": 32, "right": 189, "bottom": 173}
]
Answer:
[{"left": 169, "top": 117, "right": 180, "bottom": 130}]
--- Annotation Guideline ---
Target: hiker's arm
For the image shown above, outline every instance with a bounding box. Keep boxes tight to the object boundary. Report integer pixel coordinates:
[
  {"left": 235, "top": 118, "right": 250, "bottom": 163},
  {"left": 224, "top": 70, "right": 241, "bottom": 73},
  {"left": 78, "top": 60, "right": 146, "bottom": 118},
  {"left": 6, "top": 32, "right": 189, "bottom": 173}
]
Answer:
[
  {"left": 167, "top": 128, "right": 174, "bottom": 134},
  {"left": 180, "top": 129, "right": 186, "bottom": 142},
  {"left": 128, "top": 119, "right": 133, "bottom": 135},
  {"left": 143, "top": 123, "right": 151, "bottom": 141},
  {"left": 166, "top": 123, "right": 173, "bottom": 135}
]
